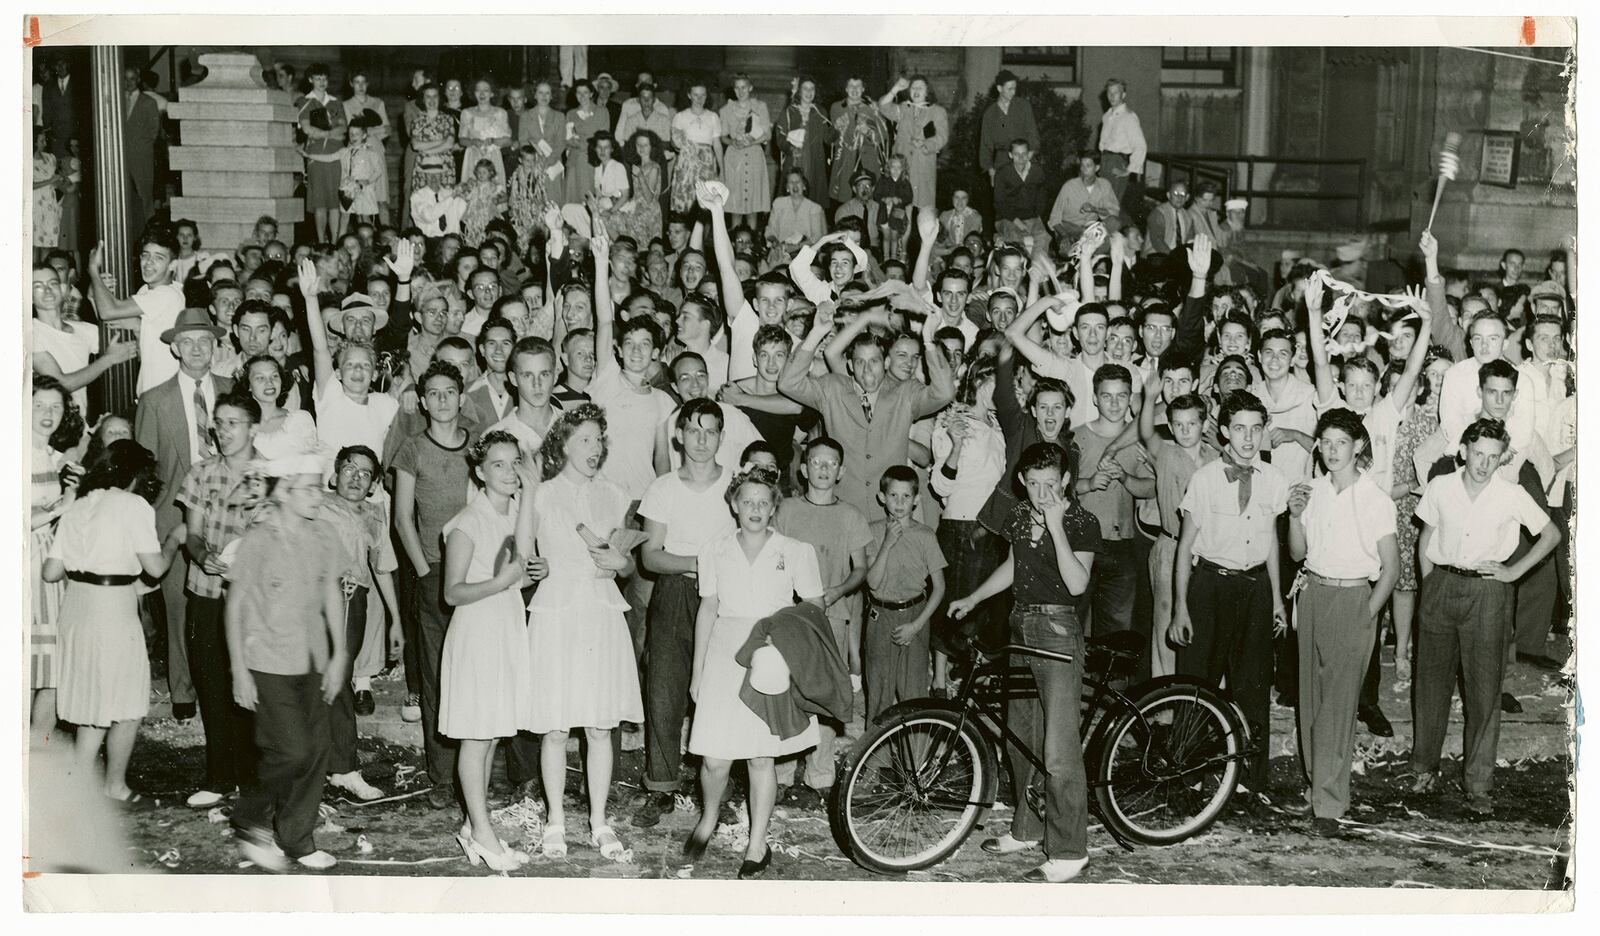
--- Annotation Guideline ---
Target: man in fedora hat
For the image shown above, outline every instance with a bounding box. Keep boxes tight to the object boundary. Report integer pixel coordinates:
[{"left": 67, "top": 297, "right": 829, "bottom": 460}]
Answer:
[
  {"left": 323, "top": 292, "right": 390, "bottom": 351},
  {"left": 832, "top": 169, "right": 881, "bottom": 252},
  {"left": 134, "top": 308, "right": 233, "bottom": 722}
]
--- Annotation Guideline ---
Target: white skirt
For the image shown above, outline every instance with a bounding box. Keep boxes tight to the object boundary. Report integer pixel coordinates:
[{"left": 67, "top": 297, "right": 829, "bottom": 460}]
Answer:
[{"left": 689, "top": 616, "right": 818, "bottom": 760}]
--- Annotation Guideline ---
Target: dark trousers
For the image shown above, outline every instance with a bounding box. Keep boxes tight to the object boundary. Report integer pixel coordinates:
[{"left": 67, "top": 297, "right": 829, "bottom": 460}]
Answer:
[
  {"left": 233, "top": 671, "right": 330, "bottom": 859},
  {"left": 328, "top": 587, "right": 368, "bottom": 775},
  {"left": 1273, "top": 517, "right": 1302, "bottom": 700},
  {"left": 1178, "top": 562, "right": 1274, "bottom": 790},
  {"left": 1359, "top": 625, "right": 1383, "bottom": 711},
  {"left": 397, "top": 560, "right": 422, "bottom": 695},
  {"left": 934, "top": 519, "right": 1007, "bottom": 653},
  {"left": 505, "top": 584, "right": 544, "bottom": 792},
  {"left": 414, "top": 568, "right": 456, "bottom": 790},
  {"left": 185, "top": 592, "right": 256, "bottom": 790},
  {"left": 1131, "top": 527, "right": 1155, "bottom": 656},
  {"left": 1411, "top": 570, "right": 1512, "bottom": 794},
  {"left": 1004, "top": 605, "right": 1088, "bottom": 861},
  {"left": 161, "top": 552, "right": 195, "bottom": 704},
  {"left": 1087, "top": 538, "right": 1140, "bottom": 640},
  {"left": 864, "top": 597, "right": 931, "bottom": 724},
  {"left": 1513, "top": 556, "right": 1559, "bottom": 658},
  {"left": 644, "top": 573, "right": 699, "bottom": 792}
]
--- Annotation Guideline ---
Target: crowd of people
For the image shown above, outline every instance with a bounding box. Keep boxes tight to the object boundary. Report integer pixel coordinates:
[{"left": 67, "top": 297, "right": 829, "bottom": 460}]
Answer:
[{"left": 27, "top": 60, "right": 1575, "bottom": 883}]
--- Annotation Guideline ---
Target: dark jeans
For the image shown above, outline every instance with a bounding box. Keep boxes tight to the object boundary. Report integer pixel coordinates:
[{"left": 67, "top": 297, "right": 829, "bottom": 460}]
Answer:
[
  {"left": 185, "top": 592, "right": 256, "bottom": 790},
  {"left": 1411, "top": 570, "right": 1512, "bottom": 794},
  {"left": 644, "top": 573, "right": 698, "bottom": 793},
  {"left": 1178, "top": 562, "right": 1274, "bottom": 790},
  {"left": 1004, "top": 604, "right": 1088, "bottom": 861},
  {"left": 1131, "top": 527, "right": 1155, "bottom": 655},
  {"left": 397, "top": 560, "right": 422, "bottom": 696},
  {"left": 328, "top": 587, "right": 368, "bottom": 774},
  {"left": 1088, "top": 537, "right": 1141, "bottom": 652},
  {"left": 414, "top": 568, "right": 456, "bottom": 790},
  {"left": 505, "top": 584, "right": 543, "bottom": 792},
  {"left": 934, "top": 519, "right": 1007, "bottom": 654},
  {"left": 1273, "top": 516, "right": 1302, "bottom": 699},
  {"left": 233, "top": 671, "right": 330, "bottom": 859}
]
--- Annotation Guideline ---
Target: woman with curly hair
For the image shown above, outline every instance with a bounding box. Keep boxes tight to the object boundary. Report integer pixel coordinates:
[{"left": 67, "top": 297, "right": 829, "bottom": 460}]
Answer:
[
  {"left": 439, "top": 430, "right": 541, "bottom": 871},
  {"left": 562, "top": 80, "right": 610, "bottom": 207},
  {"left": 604, "top": 129, "right": 667, "bottom": 247},
  {"left": 682, "top": 463, "right": 825, "bottom": 879},
  {"left": 30, "top": 375, "right": 86, "bottom": 738},
  {"left": 514, "top": 403, "right": 643, "bottom": 862},
  {"left": 43, "top": 440, "right": 185, "bottom": 804}
]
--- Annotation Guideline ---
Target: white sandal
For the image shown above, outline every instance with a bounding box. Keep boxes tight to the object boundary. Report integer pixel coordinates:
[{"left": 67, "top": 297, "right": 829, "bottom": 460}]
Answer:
[
  {"left": 591, "top": 824, "right": 626, "bottom": 861},
  {"left": 539, "top": 823, "right": 567, "bottom": 859}
]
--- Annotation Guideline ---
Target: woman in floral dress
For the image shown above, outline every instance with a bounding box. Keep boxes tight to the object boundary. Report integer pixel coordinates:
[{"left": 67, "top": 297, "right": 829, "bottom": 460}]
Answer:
[
  {"left": 774, "top": 77, "right": 835, "bottom": 217},
  {"left": 719, "top": 74, "right": 771, "bottom": 231},
  {"left": 408, "top": 85, "right": 458, "bottom": 195},
  {"left": 33, "top": 128, "right": 62, "bottom": 258},
  {"left": 1387, "top": 352, "right": 1449, "bottom": 687},
  {"left": 828, "top": 76, "right": 888, "bottom": 206},
  {"left": 563, "top": 80, "right": 610, "bottom": 206},
  {"left": 605, "top": 130, "right": 667, "bottom": 247},
  {"left": 670, "top": 83, "right": 723, "bottom": 215}
]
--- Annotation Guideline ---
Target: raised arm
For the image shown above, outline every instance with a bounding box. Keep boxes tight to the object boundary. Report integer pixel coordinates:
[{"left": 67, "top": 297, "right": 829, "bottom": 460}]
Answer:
[
  {"left": 788, "top": 231, "right": 842, "bottom": 305},
  {"left": 703, "top": 185, "right": 747, "bottom": 327},
  {"left": 1418, "top": 230, "right": 1464, "bottom": 359},
  {"left": 592, "top": 229, "right": 615, "bottom": 364},
  {"left": 1172, "top": 234, "right": 1212, "bottom": 358},
  {"left": 914, "top": 329, "right": 957, "bottom": 418},
  {"left": 84, "top": 242, "right": 146, "bottom": 321},
  {"left": 1387, "top": 286, "right": 1434, "bottom": 407},
  {"left": 298, "top": 258, "right": 335, "bottom": 391},
  {"left": 777, "top": 309, "right": 835, "bottom": 409},
  {"left": 1304, "top": 273, "right": 1338, "bottom": 406},
  {"left": 1005, "top": 292, "right": 1072, "bottom": 375},
  {"left": 911, "top": 209, "right": 938, "bottom": 292}
]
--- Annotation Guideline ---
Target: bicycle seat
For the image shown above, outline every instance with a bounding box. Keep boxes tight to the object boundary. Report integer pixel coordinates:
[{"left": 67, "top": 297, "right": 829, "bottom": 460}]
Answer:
[{"left": 1088, "top": 631, "right": 1146, "bottom": 659}]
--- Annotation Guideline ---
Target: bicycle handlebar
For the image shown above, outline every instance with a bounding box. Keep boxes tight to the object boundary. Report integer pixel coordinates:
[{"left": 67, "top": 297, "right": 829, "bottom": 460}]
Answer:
[{"left": 972, "top": 640, "right": 1074, "bottom": 666}]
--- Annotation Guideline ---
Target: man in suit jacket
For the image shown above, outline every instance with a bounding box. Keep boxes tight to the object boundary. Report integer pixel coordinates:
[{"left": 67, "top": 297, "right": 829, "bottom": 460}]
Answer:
[
  {"left": 135, "top": 309, "right": 233, "bottom": 719},
  {"left": 41, "top": 54, "right": 80, "bottom": 160},
  {"left": 123, "top": 67, "right": 163, "bottom": 234},
  {"left": 1144, "top": 179, "right": 1193, "bottom": 257}
]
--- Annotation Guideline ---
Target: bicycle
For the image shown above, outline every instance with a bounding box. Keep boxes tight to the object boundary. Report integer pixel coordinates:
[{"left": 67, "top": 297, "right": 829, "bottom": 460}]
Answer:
[{"left": 828, "top": 629, "right": 1255, "bottom": 874}]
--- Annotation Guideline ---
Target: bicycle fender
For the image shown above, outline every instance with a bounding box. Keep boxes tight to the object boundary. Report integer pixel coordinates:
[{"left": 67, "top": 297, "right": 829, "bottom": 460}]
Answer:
[{"left": 869, "top": 697, "right": 966, "bottom": 728}]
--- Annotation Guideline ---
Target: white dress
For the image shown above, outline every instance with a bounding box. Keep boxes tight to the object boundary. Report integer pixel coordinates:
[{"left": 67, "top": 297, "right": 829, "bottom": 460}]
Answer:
[
  {"left": 48, "top": 489, "right": 159, "bottom": 727},
  {"left": 439, "top": 493, "right": 534, "bottom": 740},
  {"left": 525, "top": 473, "right": 644, "bottom": 733},
  {"left": 689, "top": 529, "right": 824, "bottom": 760},
  {"left": 252, "top": 409, "right": 320, "bottom": 461},
  {"left": 459, "top": 106, "right": 512, "bottom": 186}
]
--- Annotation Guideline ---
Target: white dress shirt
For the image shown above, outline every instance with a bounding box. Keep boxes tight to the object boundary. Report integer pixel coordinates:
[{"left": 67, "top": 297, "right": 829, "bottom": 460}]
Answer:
[
  {"left": 1299, "top": 472, "right": 1398, "bottom": 580},
  {"left": 1098, "top": 103, "right": 1148, "bottom": 175},
  {"left": 1415, "top": 470, "right": 1551, "bottom": 568}
]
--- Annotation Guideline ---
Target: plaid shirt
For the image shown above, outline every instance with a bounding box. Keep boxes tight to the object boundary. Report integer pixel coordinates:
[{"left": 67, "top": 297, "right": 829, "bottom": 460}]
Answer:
[{"left": 175, "top": 451, "right": 266, "bottom": 598}]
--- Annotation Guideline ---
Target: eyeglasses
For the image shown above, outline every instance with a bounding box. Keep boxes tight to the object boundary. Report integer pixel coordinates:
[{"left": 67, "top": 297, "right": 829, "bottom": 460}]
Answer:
[{"left": 339, "top": 464, "right": 375, "bottom": 482}]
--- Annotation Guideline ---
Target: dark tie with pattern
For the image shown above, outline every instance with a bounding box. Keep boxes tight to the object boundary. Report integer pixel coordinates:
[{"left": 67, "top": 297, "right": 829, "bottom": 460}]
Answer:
[{"left": 193, "top": 380, "right": 213, "bottom": 458}]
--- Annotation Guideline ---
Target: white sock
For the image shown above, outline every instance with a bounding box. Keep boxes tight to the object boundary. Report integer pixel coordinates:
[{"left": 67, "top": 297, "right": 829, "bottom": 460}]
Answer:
[{"left": 353, "top": 676, "right": 371, "bottom": 692}]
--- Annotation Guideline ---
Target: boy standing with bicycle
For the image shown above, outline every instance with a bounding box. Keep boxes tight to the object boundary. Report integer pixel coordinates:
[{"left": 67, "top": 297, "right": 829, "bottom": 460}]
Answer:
[{"left": 948, "top": 442, "right": 1100, "bottom": 883}]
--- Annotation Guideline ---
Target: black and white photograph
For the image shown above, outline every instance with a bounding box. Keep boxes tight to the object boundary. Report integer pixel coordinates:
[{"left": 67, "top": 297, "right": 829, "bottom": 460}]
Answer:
[{"left": 13, "top": 9, "right": 1585, "bottom": 918}]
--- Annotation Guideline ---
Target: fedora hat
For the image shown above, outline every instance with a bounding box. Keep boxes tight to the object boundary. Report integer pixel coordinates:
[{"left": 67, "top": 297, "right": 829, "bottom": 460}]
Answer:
[
  {"left": 325, "top": 292, "right": 389, "bottom": 335},
  {"left": 160, "top": 307, "right": 227, "bottom": 344}
]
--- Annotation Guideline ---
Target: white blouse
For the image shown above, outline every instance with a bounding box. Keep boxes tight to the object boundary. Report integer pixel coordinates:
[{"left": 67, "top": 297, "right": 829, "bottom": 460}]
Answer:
[
  {"left": 47, "top": 489, "right": 160, "bottom": 575},
  {"left": 673, "top": 109, "right": 722, "bottom": 147},
  {"left": 697, "top": 529, "right": 823, "bottom": 619}
]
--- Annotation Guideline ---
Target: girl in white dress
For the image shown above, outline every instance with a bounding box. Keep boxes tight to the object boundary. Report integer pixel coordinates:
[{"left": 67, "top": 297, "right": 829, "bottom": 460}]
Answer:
[
  {"left": 685, "top": 465, "right": 824, "bottom": 878},
  {"left": 43, "top": 441, "right": 184, "bottom": 805},
  {"left": 440, "top": 430, "right": 540, "bottom": 871},
  {"left": 517, "top": 403, "right": 643, "bottom": 861}
]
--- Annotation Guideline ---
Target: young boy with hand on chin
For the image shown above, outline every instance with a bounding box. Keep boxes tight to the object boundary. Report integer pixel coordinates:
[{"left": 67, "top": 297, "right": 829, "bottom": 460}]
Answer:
[{"left": 863, "top": 465, "right": 947, "bottom": 723}]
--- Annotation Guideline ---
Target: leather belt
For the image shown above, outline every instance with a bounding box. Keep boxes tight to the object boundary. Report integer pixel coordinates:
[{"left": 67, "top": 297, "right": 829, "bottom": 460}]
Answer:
[
  {"left": 1197, "top": 557, "right": 1266, "bottom": 579},
  {"left": 1307, "top": 572, "right": 1369, "bottom": 588},
  {"left": 869, "top": 591, "right": 927, "bottom": 612},
  {"left": 67, "top": 571, "right": 140, "bottom": 587}
]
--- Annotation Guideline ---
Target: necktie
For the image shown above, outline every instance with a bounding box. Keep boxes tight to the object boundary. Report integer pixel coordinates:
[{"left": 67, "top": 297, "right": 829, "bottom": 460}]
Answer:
[
  {"left": 860, "top": 390, "right": 874, "bottom": 424},
  {"left": 193, "top": 380, "right": 213, "bottom": 459},
  {"left": 1221, "top": 452, "right": 1255, "bottom": 514},
  {"left": 1176, "top": 207, "right": 1188, "bottom": 246}
]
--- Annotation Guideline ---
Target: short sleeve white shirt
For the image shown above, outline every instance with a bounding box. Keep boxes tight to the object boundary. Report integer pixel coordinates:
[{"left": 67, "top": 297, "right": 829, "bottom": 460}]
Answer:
[
  {"left": 134, "top": 282, "right": 185, "bottom": 395},
  {"left": 697, "top": 529, "right": 824, "bottom": 617},
  {"left": 1179, "top": 456, "right": 1290, "bottom": 570},
  {"left": 638, "top": 467, "right": 736, "bottom": 558},
  {"left": 1414, "top": 470, "right": 1551, "bottom": 568},
  {"left": 1300, "top": 472, "right": 1398, "bottom": 580},
  {"left": 47, "top": 489, "right": 161, "bottom": 574}
]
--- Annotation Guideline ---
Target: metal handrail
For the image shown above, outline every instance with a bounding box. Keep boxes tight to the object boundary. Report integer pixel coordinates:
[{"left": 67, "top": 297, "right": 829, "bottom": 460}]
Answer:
[{"left": 1145, "top": 152, "right": 1370, "bottom": 225}]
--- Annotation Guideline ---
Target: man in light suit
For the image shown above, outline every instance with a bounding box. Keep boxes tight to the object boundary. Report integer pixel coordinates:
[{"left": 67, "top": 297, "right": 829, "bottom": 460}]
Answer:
[
  {"left": 123, "top": 67, "right": 163, "bottom": 235},
  {"left": 135, "top": 309, "right": 233, "bottom": 721},
  {"left": 1143, "top": 179, "right": 1192, "bottom": 257}
]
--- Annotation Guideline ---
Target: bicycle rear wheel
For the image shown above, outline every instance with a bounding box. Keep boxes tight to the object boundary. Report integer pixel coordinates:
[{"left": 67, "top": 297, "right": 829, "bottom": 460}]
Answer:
[
  {"left": 1093, "top": 681, "right": 1243, "bottom": 846},
  {"left": 830, "top": 707, "right": 996, "bottom": 873}
]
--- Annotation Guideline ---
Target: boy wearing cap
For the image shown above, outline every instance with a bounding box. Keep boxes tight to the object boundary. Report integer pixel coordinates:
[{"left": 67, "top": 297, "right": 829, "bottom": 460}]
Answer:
[
  {"left": 135, "top": 306, "right": 233, "bottom": 722},
  {"left": 831, "top": 170, "right": 881, "bottom": 252},
  {"left": 226, "top": 453, "right": 351, "bottom": 871}
]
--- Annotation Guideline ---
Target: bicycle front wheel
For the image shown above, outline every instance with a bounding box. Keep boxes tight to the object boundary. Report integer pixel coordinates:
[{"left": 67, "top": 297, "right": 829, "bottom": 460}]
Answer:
[
  {"left": 1093, "top": 681, "right": 1243, "bottom": 846},
  {"left": 830, "top": 707, "right": 996, "bottom": 873}
]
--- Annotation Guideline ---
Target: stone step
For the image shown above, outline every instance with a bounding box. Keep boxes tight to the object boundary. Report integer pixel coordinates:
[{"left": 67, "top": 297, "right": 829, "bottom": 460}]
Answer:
[
  {"left": 180, "top": 171, "right": 299, "bottom": 199},
  {"left": 195, "top": 223, "right": 257, "bottom": 253},
  {"left": 179, "top": 121, "right": 297, "bottom": 148},
  {"left": 168, "top": 101, "right": 303, "bottom": 124},
  {"left": 171, "top": 196, "right": 305, "bottom": 223},
  {"left": 177, "top": 86, "right": 297, "bottom": 106},
  {"left": 171, "top": 145, "right": 305, "bottom": 173}
]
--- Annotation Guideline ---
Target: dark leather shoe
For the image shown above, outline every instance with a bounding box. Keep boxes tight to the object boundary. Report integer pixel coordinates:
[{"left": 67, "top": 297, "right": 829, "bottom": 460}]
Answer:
[
  {"left": 631, "top": 792, "right": 675, "bottom": 829},
  {"left": 1358, "top": 705, "right": 1394, "bottom": 738},
  {"left": 172, "top": 701, "right": 197, "bottom": 722},
  {"left": 737, "top": 845, "right": 772, "bottom": 879},
  {"left": 1310, "top": 817, "right": 1343, "bottom": 837},
  {"left": 1500, "top": 692, "right": 1523, "bottom": 714},
  {"left": 1280, "top": 797, "right": 1314, "bottom": 817},
  {"left": 353, "top": 690, "right": 375, "bottom": 716}
]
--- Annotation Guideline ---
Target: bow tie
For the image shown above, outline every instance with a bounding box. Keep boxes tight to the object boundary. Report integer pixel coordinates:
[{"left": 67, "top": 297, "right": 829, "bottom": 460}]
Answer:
[{"left": 1221, "top": 454, "right": 1256, "bottom": 514}]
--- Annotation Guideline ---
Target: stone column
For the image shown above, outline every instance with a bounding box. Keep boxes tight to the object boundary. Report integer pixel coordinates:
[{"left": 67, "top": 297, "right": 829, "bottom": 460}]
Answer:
[
  {"left": 89, "top": 45, "right": 137, "bottom": 418},
  {"left": 1241, "top": 47, "right": 1275, "bottom": 227},
  {"left": 168, "top": 52, "right": 303, "bottom": 253}
]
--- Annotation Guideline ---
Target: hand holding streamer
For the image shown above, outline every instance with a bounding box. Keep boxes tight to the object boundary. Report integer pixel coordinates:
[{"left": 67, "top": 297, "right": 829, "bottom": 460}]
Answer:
[{"left": 1426, "top": 132, "right": 1462, "bottom": 233}]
